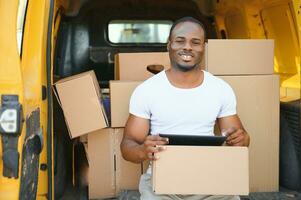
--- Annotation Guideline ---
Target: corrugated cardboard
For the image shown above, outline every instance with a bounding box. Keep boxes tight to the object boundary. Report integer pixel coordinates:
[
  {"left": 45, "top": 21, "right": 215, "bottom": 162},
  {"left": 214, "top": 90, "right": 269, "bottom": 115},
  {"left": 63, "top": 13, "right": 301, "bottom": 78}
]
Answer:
[
  {"left": 152, "top": 146, "right": 249, "bottom": 195},
  {"left": 110, "top": 69, "right": 278, "bottom": 193},
  {"left": 87, "top": 128, "right": 143, "bottom": 198},
  {"left": 218, "top": 75, "right": 279, "bottom": 192},
  {"left": 110, "top": 81, "right": 142, "bottom": 127},
  {"left": 114, "top": 40, "right": 273, "bottom": 81},
  {"left": 206, "top": 39, "right": 274, "bottom": 75},
  {"left": 115, "top": 128, "right": 142, "bottom": 194},
  {"left": 88, "top": 129, "right": 115, "bottom": 199},
  {"left": 115, "top": 52, "right": 170, "bottom": 81},
  {"left": 54, "top": 71, "right": 108, "bottom": 138}
]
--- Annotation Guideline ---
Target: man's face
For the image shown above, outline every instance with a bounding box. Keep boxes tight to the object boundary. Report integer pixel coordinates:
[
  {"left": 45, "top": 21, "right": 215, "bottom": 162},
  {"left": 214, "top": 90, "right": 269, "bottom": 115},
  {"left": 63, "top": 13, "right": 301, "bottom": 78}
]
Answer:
[{"left": 168, "top": 21, "right": 205, "bottom": 72}]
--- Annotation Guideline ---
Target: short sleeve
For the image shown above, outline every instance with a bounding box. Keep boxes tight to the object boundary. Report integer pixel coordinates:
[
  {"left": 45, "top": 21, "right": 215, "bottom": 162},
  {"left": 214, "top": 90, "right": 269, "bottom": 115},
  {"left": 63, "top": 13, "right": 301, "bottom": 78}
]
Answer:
[
  {"left": 129, "top": 85, "right": 151, "bottom": 119},
  {"left": 217, "top": 82, "right": 237, "bottom": 118}
]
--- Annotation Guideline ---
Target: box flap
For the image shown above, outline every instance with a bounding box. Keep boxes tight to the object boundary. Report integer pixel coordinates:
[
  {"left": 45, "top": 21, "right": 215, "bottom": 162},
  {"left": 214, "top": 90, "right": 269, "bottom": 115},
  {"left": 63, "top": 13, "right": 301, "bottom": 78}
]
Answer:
[{"left": 54, "top": 70, "right": 95, "bottom": 85}]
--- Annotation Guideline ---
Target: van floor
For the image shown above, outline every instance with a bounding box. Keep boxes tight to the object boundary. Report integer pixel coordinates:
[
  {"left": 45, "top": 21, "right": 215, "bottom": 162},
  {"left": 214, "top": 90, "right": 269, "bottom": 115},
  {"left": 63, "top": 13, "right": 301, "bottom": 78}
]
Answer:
[{"left": 60, "top": 186, "right": 301, "bottom": 200}]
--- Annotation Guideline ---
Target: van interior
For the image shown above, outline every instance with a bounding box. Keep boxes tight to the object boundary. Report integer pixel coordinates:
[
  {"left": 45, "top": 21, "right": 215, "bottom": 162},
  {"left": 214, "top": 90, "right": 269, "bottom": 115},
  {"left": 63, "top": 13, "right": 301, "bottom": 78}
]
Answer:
[{"left": 52, "top": 0, "right": 300, "bottom": 199}]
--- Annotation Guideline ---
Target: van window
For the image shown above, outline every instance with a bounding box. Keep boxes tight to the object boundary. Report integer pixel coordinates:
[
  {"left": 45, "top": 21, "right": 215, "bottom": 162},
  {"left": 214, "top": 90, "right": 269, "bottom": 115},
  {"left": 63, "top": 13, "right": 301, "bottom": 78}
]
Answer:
[{"left": 108, "top": 20, "right": 172, "bottom": 44}]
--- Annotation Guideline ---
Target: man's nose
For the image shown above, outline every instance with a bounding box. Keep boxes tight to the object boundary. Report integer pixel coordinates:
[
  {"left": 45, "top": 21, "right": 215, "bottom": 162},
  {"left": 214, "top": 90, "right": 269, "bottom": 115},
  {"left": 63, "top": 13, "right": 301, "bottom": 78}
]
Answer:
[{"left": 183, "top": 41, "right": 192, "bottom": 50}]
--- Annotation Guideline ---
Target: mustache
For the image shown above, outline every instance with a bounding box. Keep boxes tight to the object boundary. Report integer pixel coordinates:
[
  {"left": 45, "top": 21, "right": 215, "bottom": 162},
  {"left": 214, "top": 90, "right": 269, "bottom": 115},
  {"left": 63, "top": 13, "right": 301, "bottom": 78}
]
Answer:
[{"left": 178, "top": 51, "right": 193, "bottom": 56}]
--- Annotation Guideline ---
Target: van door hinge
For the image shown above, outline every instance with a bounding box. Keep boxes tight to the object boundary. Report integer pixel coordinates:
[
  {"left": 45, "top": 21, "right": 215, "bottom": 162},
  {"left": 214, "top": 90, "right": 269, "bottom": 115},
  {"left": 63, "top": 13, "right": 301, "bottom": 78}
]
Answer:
[
  {"left": 42, "top": 85, "right": 47, "bottom": 100},
  {"left": 0, "top": 95, "right": 23, "bottom": 178}
]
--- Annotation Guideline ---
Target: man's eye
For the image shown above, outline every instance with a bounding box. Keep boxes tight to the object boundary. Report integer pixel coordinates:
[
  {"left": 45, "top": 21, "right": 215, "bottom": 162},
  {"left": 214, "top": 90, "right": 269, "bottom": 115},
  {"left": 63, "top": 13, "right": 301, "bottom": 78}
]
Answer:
[
  {"left": 192, "top": 40, "right": 201, "bottom": 45},
  {"left": 175, "top": 40, "right": 185, "bottom": 43}
]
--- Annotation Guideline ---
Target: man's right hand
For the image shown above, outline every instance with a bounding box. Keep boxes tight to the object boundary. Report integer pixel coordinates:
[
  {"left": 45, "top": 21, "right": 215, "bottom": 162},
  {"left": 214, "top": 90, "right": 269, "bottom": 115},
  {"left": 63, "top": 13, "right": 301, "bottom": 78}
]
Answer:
[{"left": 141, "top": 135, "right": 169, "bottom": 161}]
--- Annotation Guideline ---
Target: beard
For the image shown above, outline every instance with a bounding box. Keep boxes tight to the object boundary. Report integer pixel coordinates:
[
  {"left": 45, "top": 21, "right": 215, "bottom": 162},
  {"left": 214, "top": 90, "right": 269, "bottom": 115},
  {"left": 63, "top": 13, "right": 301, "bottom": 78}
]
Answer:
[{"left": 172, "top": 60, "right": 199, "bottom": 72}]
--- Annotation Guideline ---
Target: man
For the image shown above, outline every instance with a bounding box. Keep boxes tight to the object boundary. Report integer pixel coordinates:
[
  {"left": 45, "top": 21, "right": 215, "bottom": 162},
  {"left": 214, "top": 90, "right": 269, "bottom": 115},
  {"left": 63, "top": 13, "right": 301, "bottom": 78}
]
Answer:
[{"left": 120, "top": 16, "right": 250, "bottom": 200}]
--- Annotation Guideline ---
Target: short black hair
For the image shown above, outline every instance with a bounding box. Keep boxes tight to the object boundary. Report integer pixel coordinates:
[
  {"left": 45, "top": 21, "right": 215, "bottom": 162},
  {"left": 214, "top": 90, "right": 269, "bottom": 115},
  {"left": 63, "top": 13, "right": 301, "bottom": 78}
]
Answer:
[{"left": 168, "top": 16, "right": 206, "bottom": 40}]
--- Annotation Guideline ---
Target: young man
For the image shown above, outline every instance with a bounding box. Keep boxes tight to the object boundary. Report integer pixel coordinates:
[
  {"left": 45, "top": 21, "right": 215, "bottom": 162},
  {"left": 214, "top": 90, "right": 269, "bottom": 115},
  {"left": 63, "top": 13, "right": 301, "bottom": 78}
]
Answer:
[{"left": 120, "top": 17, "right": 250, "bottom": 200}]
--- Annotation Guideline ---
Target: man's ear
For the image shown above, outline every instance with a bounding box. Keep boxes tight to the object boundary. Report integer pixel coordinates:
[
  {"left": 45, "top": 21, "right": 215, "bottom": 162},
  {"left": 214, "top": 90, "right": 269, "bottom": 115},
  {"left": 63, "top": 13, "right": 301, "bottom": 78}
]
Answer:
[{"left": 167, "top": 41, "right": 170, "bottom": 51}]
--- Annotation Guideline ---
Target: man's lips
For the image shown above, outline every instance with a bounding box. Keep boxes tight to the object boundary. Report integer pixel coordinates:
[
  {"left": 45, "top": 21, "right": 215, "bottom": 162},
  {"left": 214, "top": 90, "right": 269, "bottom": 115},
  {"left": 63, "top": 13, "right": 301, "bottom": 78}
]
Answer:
[{"left": 178, "top": 52, "right": 194, "bottom": 62}]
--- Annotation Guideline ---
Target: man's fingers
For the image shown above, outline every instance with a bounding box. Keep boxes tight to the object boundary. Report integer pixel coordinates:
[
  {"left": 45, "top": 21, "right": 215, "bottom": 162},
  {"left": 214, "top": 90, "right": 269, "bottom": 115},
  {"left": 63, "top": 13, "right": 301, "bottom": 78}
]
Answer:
[
  {"left": 147, "top": 146, "right": 166, "bottom": 154},
  {"left": 144, "top": 140, "right": 168, "bottom": 148},
  {"left": 226, "top": 132, "right": 240, "bottom": 141},
  {"left": 226, "top": 129, "right": 244, "bottom": 141},
  {"left": 156, "top": 146, "right": 167, "bottom": 151},
  {"left": 146, "top": 146, "right": 166, "bottom": 160},
  {"left": 144, "top": 140, "right": 157, "bottom": 147},
  {"left": 147, "top": 152, "right": 160, "bottom": 160},
  {"left": 145, "top": 135, "right": 169, "bottom": 146},
  {"left": 147, "top": 135, "right": 169, "bottom": 142},
  {"left": 233, "top": 141, "right": 245, "bottom": 146},
  {"left": 222, "top": 127, "right": 236, "bottom": 136},
  {"left": 227, "top": 135, "right": 244, "bottom": 145},
  {"left": 155, "top": 140, "right": 169, "bottom": 145},
  {"left": 143, "top": 135, "right": 168, "bottom": 161}
]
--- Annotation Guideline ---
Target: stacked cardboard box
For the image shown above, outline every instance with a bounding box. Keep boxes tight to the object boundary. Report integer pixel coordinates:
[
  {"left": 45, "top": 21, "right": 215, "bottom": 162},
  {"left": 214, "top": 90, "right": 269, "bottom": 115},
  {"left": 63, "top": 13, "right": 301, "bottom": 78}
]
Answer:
[
  {"left": 113, "top": 40, "right": 279, "bottom": 193},
  {"left": 53, "top": 71, "right": 108, "bottom": 138},
  {"left": 114, "top": 52, "right": 170, "bottom": 81},
  {"left": 53, "top": 71, "right": 144, "bottom": 199},
  {"left": 87, "top": 128, "right": 142, "bottom": 199},
  {"left": 54, "top": 39, "right": 278, "bottom": 198},
  {"left": 206, "top": 39, "right": 279, "bottom": 192},
  {"left": 113, "top": 51, "right": 250, "bottom": 195}
]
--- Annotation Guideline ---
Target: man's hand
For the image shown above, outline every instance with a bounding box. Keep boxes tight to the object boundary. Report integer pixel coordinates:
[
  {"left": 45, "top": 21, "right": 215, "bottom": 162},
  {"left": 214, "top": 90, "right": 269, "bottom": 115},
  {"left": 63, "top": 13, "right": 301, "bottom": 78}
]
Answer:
[
  {"left": 141, "top": 135, "right": 169, "bottom": 160},
  {"left": 222, "top": 127, "right": 250, "bottom": 147}
]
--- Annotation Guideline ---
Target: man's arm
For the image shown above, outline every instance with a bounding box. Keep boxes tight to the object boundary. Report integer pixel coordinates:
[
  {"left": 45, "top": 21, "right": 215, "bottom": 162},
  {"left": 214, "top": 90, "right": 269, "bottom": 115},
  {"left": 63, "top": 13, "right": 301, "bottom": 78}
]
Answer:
[
  {"left": 120, "top": 114, "right": 168, "bottom": 163},
  {"left": 217, "top": 114, "right": 250, "bottom": 147}
]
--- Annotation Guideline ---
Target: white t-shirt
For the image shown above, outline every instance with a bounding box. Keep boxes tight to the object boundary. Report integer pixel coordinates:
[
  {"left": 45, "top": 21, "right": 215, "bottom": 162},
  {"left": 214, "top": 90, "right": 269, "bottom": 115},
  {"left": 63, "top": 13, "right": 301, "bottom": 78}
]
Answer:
[{"left": 129, "top": 70, "right": 237, "bottom": 136}]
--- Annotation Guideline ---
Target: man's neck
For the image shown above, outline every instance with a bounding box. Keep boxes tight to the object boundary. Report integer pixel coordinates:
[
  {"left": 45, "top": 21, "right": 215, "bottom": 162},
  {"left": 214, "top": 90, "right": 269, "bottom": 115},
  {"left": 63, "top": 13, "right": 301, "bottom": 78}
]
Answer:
[{"left": 166, "top": 67, "right": 204, "bottom": 89}]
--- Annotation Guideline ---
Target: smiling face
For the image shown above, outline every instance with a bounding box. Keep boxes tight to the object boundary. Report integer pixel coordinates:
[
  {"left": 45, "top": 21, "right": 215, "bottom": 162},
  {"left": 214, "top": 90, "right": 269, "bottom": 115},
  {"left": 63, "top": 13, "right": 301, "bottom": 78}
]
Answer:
[{"left": 168, "top": 21, "right": 205, "bottom": 72}]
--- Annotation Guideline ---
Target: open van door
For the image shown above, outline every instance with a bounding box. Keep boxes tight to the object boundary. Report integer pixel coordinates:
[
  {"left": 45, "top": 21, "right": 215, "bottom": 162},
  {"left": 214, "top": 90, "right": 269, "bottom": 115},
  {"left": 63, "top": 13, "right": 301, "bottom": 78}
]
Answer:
[
  {"left": 0, "top": 1, "right": 26, "bottom": 199},
  {"left": 0, "top": 0, "right": 54, "bottom": 199}
]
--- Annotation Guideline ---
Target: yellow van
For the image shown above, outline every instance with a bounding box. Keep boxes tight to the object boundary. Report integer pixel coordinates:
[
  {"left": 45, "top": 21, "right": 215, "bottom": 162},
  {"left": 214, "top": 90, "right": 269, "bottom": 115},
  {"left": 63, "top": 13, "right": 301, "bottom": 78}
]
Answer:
[{"left": 0, "top": 0, "right": 300, "bottom": 199}]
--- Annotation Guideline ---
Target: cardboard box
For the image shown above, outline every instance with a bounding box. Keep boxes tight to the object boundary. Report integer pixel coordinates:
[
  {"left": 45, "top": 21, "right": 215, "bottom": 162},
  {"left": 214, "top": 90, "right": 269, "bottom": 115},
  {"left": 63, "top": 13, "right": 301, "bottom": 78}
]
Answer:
[
  {"left": 218, "top": 75, "right": 279, "bottom": 192},
  {"left": 152, "top": 146, "right": 249, "bottom": 195},
  {"left": 87, "top": 128, "right": 143, "bottom": 199},
  {"left": 88, "top": 129, "right": 115, "bottom": 199},
  {"left": 110, "top": 81, "right": 142, "bottom": 127},
  {"left": 115, "top": 52, "right": 170, "bottom": 81},
  {"left": 115, "top": 128, "right": 142, "bottom": 194},
  {"left": 206, "top": 39, "right": 274, "bottom": 75},
  {"left": 54, "top": 71, "right": 108, "bottom": 138},
  {"left": 114, "top": 40, "right": 273, "bottom": 81},
  {"left": 110, "top": 73, "right": 279, "bottom": 193}
]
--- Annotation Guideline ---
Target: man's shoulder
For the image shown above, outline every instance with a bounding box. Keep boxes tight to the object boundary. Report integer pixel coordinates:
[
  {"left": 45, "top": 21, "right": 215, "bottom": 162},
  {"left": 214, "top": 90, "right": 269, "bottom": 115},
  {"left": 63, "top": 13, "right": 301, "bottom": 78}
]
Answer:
[
  {"left": 135, "top": 70, "right": 166, "bottom": 91},
  {"left": 204, "top": 71, "right": 234, "bottom": 91},
  {"left": 130, "top": 71, "right": 166, "bottom": 100},
  {"left": 204, "top": 71, "right": 224, "bottom": 84}
]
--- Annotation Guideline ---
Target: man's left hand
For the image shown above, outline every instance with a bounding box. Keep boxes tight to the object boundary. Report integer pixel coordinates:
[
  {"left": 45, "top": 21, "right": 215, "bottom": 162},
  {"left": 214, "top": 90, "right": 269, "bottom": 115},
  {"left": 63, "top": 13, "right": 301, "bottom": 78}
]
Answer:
[{"left": 223, "top": 127, "right": 250, "bottom": 147}]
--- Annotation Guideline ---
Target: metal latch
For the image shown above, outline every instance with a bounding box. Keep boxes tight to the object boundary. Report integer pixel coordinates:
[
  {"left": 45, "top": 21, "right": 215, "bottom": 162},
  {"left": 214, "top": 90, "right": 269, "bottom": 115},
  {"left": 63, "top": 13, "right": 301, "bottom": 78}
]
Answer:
[{"left": 0, "top": 95, "right": 23, "bottom": 178}]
